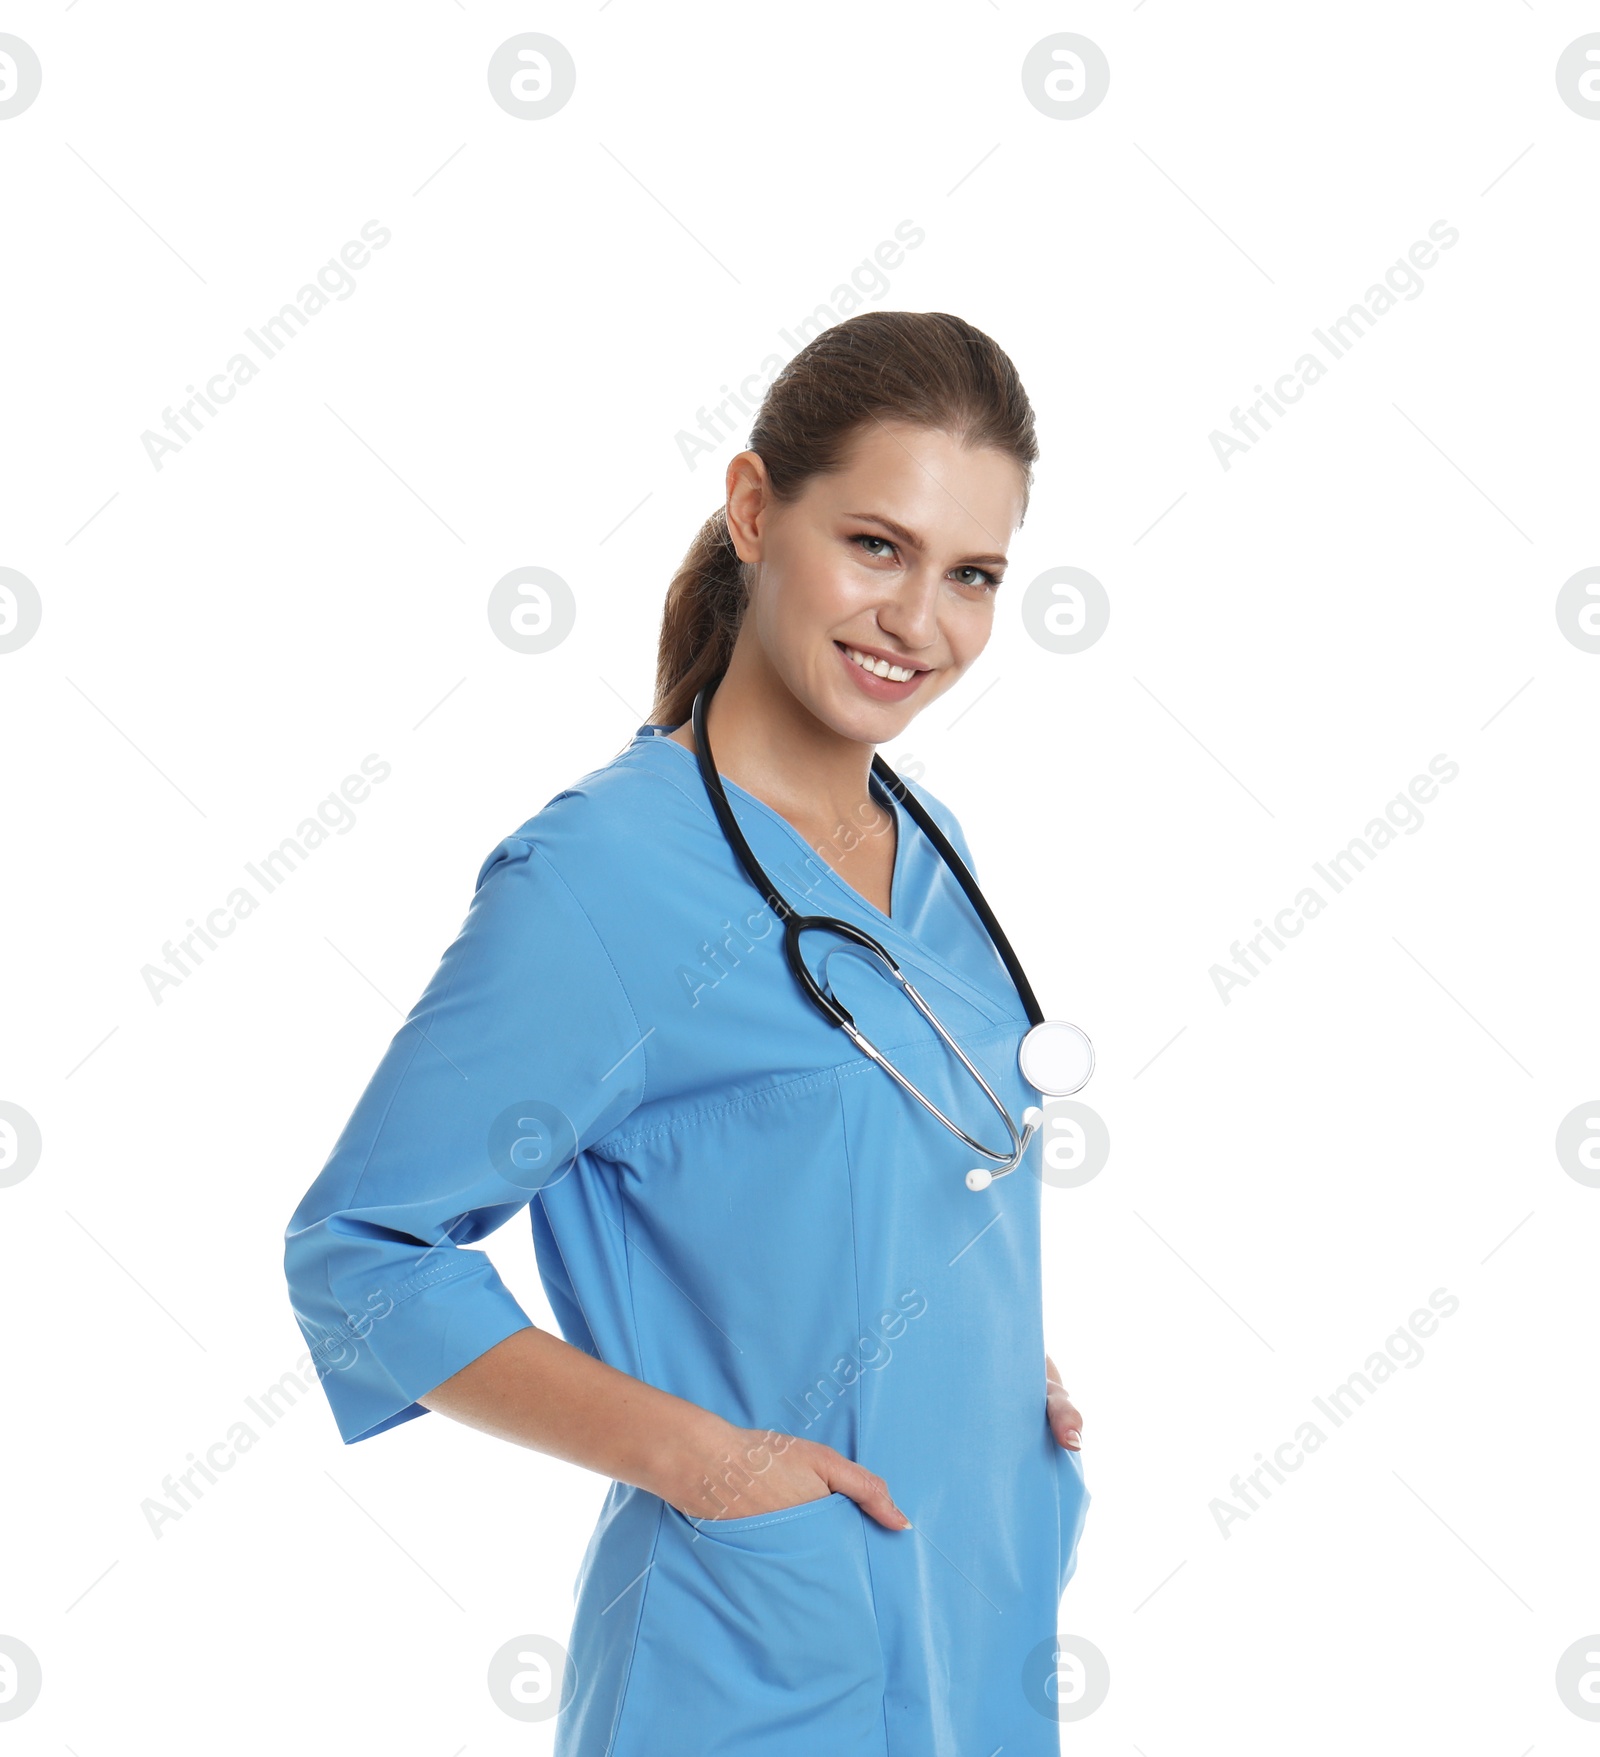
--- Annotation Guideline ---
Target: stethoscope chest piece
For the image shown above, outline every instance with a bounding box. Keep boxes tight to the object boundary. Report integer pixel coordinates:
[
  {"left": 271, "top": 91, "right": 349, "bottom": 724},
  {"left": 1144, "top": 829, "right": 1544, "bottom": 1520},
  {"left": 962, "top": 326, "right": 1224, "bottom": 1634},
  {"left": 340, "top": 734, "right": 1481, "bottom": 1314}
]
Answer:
[
  {"left": 965, "top": 1023, "right": 1095, "bottom": 1194},
  {"left": 1018, "top": 1019, "right": 1095, "bottom": 1098}
]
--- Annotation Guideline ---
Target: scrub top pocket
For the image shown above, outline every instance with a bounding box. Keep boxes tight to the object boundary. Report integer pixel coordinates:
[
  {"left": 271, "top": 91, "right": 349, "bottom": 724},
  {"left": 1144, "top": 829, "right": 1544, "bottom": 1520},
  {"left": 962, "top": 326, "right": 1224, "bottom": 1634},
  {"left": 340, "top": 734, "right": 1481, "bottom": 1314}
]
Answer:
[
  {"left": 679, "top": 1490, "right": 844, "bottom": 1535},
  {"left": 612, "top": 1491, "right": 888, "bottom": 1757}
]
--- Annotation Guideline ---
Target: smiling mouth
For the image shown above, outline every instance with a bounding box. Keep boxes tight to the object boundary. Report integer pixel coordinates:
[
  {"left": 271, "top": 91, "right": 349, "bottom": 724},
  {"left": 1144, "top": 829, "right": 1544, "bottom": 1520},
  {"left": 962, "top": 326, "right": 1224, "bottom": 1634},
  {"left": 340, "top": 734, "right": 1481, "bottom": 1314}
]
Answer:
[{"left": 837, "top": 642, "right": 928, "bottom": 684}]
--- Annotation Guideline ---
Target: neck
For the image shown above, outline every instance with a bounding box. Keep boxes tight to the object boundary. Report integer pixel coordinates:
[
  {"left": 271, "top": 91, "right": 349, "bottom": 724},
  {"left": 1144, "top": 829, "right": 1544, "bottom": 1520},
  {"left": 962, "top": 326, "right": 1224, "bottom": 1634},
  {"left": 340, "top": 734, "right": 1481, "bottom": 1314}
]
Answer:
[{"left": 692, "top": 640, "right": 877, "bottom": 827}]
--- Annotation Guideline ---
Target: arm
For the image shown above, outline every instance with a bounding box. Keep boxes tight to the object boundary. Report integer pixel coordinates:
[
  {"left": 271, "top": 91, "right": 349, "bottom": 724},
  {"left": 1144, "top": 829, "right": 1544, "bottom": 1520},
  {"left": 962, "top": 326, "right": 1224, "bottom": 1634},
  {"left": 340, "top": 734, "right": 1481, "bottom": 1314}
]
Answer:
[
  {"left": 285, "top": 831, "right": 908, "bottom": 1526},
  {"left": 418, "top": 1326, "right": 729, "bottom": 1506},
  {"left": 418, "top": 1325, "right": 912, "bottom": 1529}
]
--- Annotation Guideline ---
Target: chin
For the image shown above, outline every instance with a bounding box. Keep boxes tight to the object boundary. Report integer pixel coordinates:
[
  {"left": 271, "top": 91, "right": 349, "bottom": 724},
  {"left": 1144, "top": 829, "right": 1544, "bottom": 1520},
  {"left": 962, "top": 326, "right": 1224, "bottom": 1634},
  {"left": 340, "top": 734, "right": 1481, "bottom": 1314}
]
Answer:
[{"left": 821, "top": 689, "right": 918, "bottom": 744}]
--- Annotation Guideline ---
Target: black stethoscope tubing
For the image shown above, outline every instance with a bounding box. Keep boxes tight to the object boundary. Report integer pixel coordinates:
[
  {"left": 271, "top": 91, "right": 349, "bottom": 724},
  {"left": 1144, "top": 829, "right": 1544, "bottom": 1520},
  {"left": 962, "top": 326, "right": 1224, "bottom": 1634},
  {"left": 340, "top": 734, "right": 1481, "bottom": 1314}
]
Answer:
[{"left": 689, "top": 681, "right": 1045, "bottom": 1036}]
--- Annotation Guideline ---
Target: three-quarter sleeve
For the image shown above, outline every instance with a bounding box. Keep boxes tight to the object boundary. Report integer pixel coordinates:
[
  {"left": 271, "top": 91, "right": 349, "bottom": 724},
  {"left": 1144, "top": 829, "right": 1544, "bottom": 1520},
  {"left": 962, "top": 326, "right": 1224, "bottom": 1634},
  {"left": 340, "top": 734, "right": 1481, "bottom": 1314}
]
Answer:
[{"left": 283, "top": 832, "right": 647, "bottom": 1444}]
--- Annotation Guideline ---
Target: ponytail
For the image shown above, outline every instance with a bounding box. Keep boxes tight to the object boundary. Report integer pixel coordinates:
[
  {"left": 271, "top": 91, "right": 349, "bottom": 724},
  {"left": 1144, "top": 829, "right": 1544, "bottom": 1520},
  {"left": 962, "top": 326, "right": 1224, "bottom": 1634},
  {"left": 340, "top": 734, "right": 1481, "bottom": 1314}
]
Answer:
[{"left": 650, "top": 506, "right": 749, "bottom": 729}]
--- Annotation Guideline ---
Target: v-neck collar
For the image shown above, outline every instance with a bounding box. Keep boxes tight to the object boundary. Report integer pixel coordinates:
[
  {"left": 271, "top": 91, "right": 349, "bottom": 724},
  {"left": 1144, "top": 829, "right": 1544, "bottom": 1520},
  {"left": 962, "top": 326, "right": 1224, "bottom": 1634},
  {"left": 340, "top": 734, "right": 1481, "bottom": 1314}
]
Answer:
[
  {"left": 637, "top": 724, "right": 906, "bottom": 925},
  {"left": 631, "top": 724, "right": 1016, "bottom": 1026}
]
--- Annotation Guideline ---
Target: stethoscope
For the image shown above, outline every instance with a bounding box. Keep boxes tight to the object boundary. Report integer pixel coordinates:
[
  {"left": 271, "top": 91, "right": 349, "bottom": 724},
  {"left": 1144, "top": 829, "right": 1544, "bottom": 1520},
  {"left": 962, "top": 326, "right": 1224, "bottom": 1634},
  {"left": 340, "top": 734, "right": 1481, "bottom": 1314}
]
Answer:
[{"left": 689, "top": 682, "right": 1094, "bottom": 1192}]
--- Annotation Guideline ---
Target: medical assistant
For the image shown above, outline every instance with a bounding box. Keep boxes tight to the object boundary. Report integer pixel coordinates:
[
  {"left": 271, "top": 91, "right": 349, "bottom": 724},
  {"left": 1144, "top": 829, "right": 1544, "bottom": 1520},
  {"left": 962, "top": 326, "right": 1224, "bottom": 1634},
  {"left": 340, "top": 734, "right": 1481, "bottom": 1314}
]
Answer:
[{"left": 283, "top": 722, "right": 1091, "bottom": 1757}]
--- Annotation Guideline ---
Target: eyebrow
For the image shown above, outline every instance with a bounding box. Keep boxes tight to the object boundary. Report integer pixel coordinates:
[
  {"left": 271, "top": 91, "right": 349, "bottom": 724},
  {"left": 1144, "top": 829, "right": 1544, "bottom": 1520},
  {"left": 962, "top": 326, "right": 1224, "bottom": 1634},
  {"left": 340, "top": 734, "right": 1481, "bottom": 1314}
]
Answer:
[{"left": 843, "top": 511, "right": 1009, "bottom": 570}]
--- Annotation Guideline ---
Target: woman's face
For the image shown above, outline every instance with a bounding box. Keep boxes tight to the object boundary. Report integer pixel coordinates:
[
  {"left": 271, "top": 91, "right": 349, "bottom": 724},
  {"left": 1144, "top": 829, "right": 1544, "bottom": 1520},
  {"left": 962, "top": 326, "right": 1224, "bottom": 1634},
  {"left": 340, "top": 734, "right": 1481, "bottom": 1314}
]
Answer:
[{"left": 725, "top": 419, "right": 1027, "bottom": 744}]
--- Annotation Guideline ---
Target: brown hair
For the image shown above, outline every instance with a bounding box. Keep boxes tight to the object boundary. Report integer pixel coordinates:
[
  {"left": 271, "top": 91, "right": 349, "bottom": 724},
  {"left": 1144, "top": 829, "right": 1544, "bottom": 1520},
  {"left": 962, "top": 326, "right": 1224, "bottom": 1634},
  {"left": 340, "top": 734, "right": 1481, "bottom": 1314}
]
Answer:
[{"left": 649, "top": 309, "right": 1039, "bottom": 728}]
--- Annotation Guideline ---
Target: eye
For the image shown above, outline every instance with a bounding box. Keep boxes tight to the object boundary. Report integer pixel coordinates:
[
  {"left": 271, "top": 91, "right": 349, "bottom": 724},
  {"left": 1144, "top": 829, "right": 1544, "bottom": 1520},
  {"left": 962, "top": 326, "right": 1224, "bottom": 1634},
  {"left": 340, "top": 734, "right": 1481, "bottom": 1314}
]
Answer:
[
  {"left": 852, "top": 534, "right": 898, "bottom": 561},
  {"left": 951, "top": 565, "right": 1000, "bottom": 591}
]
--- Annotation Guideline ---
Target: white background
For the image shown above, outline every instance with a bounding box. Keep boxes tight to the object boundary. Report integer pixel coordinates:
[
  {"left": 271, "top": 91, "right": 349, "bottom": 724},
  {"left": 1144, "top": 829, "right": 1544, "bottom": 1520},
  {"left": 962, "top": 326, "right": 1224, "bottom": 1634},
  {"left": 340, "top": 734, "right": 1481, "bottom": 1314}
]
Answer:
[{"left": 3, "top": 2, "right": 1598, "bottom": 1751}]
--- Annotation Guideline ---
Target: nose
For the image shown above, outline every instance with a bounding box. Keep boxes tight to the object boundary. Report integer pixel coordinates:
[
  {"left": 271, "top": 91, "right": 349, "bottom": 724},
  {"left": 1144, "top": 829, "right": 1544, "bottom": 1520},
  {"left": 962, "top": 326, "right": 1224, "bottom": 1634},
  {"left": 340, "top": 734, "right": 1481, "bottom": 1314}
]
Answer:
[{"left": 874, "top": 567, "right": 941, "bottom": 654}]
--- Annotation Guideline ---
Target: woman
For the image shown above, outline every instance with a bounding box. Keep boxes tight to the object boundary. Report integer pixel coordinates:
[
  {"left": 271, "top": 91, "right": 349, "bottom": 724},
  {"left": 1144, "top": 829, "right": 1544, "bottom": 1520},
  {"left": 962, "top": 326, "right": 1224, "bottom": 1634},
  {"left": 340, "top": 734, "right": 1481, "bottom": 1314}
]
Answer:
[{"left": 283, "top": 309, "right": 1091, "bottom": 1755}]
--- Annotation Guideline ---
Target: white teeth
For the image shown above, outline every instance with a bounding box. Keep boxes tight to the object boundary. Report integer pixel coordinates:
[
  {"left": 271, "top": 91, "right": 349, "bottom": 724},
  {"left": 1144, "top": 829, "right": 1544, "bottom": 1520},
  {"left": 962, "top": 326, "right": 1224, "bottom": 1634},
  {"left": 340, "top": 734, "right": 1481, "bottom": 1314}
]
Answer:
[{"left": 843, "top": 645, "right": 918, "bottom": 683}]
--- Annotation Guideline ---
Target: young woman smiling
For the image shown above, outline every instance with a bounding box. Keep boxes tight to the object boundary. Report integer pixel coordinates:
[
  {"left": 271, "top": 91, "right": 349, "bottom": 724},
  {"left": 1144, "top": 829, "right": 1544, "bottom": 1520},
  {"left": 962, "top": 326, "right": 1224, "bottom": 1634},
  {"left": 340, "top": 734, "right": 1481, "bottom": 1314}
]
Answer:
[{"left": 285, "top": 309, "right": 1090, "bottom": 1756}]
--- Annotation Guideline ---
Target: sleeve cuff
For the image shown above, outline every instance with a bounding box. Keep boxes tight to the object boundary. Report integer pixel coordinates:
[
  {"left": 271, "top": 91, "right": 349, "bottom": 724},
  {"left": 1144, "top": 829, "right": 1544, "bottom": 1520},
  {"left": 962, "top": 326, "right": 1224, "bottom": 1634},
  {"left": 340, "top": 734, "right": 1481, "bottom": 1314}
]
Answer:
[{"left": 304, "top": 1257, "right": 537, "bottom": 1444}]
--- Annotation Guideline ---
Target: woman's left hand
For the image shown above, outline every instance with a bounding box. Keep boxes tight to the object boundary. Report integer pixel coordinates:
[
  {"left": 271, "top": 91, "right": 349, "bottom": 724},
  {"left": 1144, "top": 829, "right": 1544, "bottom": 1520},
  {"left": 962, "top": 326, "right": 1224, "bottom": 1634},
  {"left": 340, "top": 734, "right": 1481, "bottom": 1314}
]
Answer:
[{"left": 1045, "top": 1352, "right": 1082, "bottom": 1451}]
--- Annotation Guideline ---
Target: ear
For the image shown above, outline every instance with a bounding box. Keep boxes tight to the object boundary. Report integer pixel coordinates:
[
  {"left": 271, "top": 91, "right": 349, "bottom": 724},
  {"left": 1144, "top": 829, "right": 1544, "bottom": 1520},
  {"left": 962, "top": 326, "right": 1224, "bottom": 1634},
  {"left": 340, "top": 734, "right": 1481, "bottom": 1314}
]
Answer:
[{"left": 724, "top": 450, "right": 771, "bottom": 565}]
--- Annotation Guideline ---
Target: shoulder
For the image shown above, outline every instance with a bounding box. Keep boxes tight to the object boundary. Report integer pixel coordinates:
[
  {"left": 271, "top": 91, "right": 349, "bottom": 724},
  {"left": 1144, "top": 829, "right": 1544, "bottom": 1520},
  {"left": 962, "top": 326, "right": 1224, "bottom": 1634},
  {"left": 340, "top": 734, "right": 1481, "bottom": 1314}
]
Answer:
[
  {"left": 474, "top": 736, "right": 707, "bottom": 896},
  {"left": 892, "top": 767, "right": 960, "bottom": 835},
  {"left": 883, "top": 762, "right": 978, "bottom": 875},
  {"left": 447, "top": 747, "right": 676, "bottom": 1043}
]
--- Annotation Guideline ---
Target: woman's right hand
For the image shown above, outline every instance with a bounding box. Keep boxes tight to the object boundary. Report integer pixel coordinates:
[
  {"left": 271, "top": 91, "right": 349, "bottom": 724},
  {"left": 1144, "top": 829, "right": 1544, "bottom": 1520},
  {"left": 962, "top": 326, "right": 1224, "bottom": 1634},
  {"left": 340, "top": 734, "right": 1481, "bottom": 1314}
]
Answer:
[{"left": 669, "top": 1423, "right": 912, "bottom": 1532}]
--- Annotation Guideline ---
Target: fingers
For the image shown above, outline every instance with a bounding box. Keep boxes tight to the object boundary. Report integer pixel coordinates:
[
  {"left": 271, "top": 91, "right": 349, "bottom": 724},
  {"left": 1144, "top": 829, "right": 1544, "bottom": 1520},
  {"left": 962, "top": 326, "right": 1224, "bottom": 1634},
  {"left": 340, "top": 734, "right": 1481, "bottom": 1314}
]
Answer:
[
  {"left": 1054, "top": 1398, "right": 1084, "bottom": 1448},
  {"left": 1045, "top": 1378, "right": 1084, "bottom": 1450},
  {"left": 824, "top": 1455, "right": 913, "bottom": 1531}
]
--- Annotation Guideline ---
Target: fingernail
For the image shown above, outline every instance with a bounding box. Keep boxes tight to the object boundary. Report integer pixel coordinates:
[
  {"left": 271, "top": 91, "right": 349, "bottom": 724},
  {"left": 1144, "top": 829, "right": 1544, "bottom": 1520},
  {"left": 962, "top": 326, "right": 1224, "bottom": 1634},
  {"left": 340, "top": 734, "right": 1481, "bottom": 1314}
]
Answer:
[
  {"left": 897, "top": 1511, "right": 913, "bottom": 1528},
  {"left": 1065, "top": 1429, "right": 1081, "bottom": 1449}
]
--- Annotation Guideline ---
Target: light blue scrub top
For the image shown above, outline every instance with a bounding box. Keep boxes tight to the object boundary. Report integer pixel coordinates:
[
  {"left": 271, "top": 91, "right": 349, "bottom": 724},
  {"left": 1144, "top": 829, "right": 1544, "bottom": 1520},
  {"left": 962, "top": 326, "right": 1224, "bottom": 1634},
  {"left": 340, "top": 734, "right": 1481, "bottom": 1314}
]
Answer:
[{"left": 283, "top": 723, "right": 1090, "bottom": 1756}]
